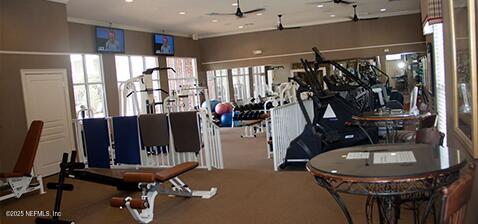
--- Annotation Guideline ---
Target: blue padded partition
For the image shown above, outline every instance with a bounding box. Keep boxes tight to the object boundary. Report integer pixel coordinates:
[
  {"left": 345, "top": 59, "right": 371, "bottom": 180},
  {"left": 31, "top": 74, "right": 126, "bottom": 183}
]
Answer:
[
  {"left": 82, "top": 118, "right": 110, "bottom": 168},
  {"left": 112, "top": 116, "right": 141, "bottom": 165}
]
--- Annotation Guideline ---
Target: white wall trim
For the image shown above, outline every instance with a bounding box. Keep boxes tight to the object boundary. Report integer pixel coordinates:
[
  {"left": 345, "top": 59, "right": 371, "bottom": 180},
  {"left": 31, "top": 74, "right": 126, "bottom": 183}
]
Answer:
[{"left": 201, "top": 41, "right": 426, "bottom": 65}]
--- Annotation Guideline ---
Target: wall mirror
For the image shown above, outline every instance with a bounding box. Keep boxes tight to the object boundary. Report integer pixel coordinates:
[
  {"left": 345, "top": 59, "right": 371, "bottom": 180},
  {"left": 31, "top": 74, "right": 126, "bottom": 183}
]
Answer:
[{"left": 450, "top": 0, "right": 478, "bottom": 156}]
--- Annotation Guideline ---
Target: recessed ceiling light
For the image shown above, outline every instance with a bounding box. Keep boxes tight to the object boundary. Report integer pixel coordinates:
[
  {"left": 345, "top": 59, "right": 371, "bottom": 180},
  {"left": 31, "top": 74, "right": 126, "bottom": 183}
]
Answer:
[
  {"left": 330, "top": 14, "right": 336, "bottom": 17},
  {"left": 317, "top": 4, "right": 324, "bottom": 8},
  {"left": 232, "top": 2, "right": 238, "bottom": 6},
  {"left": 212, "top": 19, "right": 218, "bottom": 23},
  {"left": 125, "top": 0, "right": 133, "bottom": 2},
  {"left": 256, "top": 13, "right": 263, "bottom": 16},
  {"left": 238, "top": 25, "right": 244, "bottom": 29},
  {"left": 380, "top": 8, "right": 387, "bottom": 12},
  {"left": 179, "top": 11, "right": 186, "bottom": 15}
]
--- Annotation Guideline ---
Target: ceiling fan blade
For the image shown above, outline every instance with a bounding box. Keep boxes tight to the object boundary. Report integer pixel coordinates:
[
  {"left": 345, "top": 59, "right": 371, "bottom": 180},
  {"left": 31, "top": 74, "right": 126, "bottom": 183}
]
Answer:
[
  {"left": 208, "top": 12, "right": 236, "bottom": 16},
  {"left": 306, "top": 1, "right": 333, "bottom": 5},
  {"left": 284, "top": 26, "right": 302, "bottom": 30},
  {"left": 359, "top": 17, "right": 379, "bottom": 21},
  {"left": 243, "top": 8, "right": 265, "bottom": 14},
  {"left": 340, "top": 0, "right": 356, "bottom": 4}
]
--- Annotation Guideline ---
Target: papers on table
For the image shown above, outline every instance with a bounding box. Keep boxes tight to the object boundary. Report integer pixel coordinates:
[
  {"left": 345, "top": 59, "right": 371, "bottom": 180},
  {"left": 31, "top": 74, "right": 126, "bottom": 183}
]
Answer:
[
  {"left": 373, "top": 151, "right": 416, "bottom": 164},
  {"left": 346, "top": 152, "right": 370, "bottom": 160}
]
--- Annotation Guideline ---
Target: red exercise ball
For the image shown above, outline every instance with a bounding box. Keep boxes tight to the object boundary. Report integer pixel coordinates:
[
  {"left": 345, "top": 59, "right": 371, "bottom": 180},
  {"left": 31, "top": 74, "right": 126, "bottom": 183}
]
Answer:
[
  {"left": 215, "top": 103, "right": 229, "bottom": 115},
  {"left": 224, "top": 103, "right": 233, "bottom": 112}
]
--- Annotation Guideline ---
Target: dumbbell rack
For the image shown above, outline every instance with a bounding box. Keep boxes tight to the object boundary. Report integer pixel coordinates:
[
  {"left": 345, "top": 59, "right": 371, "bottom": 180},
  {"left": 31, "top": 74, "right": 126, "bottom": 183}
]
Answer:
[{"left": 232, "top": 102, "right": 274, "bottom": 138}]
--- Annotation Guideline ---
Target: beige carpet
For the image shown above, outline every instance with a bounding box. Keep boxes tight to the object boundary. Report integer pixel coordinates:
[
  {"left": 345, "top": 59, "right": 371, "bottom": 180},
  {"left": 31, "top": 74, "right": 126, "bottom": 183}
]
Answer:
[{"left": 0, "top": 128, "right": 417, "bottom": 224}]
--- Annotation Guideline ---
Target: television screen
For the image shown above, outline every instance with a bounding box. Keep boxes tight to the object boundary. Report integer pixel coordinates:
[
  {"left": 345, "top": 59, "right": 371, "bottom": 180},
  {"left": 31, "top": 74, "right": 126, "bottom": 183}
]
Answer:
[
  {"left": 96, "top": 27, "right": 125, "bottom": 53},
  {"left": 154, "top": 34, "right": 174, "bottom": 55}
]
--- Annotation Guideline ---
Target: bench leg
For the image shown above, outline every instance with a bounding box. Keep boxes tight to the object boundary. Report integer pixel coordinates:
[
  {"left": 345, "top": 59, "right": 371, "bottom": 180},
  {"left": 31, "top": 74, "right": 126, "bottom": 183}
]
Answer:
[
  {"left": 162, "top": 177, "right": 218, "bottom": 199},
  {"left": 128, "top": 190, "right": 158, "bottom": 224}
]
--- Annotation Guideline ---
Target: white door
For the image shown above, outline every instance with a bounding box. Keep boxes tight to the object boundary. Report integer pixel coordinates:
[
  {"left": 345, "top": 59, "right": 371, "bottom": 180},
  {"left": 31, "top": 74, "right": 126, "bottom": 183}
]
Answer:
[{"left": 21, "top": 69, "right": 74, "bottom": 176}]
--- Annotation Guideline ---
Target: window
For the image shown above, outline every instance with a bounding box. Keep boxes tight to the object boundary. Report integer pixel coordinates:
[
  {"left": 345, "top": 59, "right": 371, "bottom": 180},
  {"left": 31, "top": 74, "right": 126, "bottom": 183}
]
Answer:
[
  {"left": 207, "top": 69, "right": 229, "bottom": 102},
  {"left": 166, "top": 57, "right": 199, "bottom": 108},
  {"left": 70, "top": 54, "right": 107, "bottom": 118},
  {"left": 252, "top": 66, "right": 266, "bottom": 98},
  {"left": 232, "top": 67, "right": 251, "bottom": 102},
  {"left": 115, "top": 55, "right": 159, "bottom": 115}
]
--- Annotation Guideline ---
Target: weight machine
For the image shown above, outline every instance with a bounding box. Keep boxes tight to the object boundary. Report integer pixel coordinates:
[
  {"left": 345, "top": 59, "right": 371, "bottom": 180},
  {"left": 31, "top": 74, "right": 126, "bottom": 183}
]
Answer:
[
  {"left": 119, "top": 67, "right": 175, "bottom": 116},
  {"left": 165, "top": 84, "right": 212, "bottom": 116}
]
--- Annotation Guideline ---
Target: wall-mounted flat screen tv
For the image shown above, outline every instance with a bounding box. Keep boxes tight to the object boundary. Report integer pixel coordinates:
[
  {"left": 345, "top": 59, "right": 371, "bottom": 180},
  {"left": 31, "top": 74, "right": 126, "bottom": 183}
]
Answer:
[
  {"left": 154, "top": 34, "right": 174, "bottom": 55},
  {"left": 96, "top": 26, "right": 125, "bottom": 53}
]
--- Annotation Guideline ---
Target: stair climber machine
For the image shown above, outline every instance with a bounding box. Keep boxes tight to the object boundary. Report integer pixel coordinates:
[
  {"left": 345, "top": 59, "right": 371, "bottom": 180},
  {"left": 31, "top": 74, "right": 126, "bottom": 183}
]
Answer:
[
  {"left": 280, "top": 47, "right": 379, "bottom": 169},
  {"left": 357, "top": 62, "right": 404, "bottom": 110}
]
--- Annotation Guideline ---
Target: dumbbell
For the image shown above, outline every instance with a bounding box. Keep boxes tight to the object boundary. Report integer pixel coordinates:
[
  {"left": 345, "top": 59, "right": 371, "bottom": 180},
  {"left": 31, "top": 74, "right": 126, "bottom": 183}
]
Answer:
[
  {"left": 255, "top": 103, "right": 262, "bottom": 110},
  {"left": 254, "top": 111, "right": 261, "bottom": 119},
  {"left": 240, "top": 111, "right": 248, "bottom": 120},
  {"left": 250, "top": 103, "right": 257, "bottom": 110},
  {"left": 242, "top": 112, "right": 251, "bottom": 120},
  {"left": 247, "top": 112, "right": 256, "bottom": 120},
  {"left": 237, "top": 113, "right": 244, "bottom": 120},
  {"left": 250, "top": 112, "right": 257, "bottom": 120}
]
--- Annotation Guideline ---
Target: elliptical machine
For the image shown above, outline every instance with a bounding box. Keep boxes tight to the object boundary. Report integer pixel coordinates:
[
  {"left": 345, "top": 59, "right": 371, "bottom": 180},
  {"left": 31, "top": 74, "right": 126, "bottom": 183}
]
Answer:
[
  {"left": 281, "top": 47, "right": 379, "bottom": 169},
  {"left": 323, "top": 53, "right": 404, "bottom": 112}
]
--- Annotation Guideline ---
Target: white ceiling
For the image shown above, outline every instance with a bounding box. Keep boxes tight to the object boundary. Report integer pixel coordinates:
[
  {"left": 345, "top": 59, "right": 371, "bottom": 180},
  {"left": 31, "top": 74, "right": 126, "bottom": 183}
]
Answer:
[{"left": 64, "top": 0, "right": 421, "bottom": 39}]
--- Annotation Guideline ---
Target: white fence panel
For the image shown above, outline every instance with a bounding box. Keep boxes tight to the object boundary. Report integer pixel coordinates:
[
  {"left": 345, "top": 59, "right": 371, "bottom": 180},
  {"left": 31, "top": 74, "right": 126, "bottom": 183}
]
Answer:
[
  {"left": 271, "top": 100, "right": 314, "bottom": 171},
  {"left": 74, "top": 111, "right": 223, "bottom": 170}
]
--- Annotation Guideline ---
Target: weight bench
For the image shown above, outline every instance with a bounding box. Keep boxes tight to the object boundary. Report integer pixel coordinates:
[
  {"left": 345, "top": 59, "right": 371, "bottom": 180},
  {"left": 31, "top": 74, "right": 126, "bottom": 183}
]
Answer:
[
  {"left": 0, "top": 120, "right": 45, "bottom": 202},
  {"left": 35, "top": 152, "right": 217, "bottom": 224},
  {"left": 110, "top": 162, "right": 217, "bottom": 223}
]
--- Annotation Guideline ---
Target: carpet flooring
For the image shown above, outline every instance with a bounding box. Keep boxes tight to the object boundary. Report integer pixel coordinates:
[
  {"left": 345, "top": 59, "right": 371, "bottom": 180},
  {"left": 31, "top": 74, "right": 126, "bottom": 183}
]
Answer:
[{"left": 0, "top": 128, "right": 418, "bottom": 224}]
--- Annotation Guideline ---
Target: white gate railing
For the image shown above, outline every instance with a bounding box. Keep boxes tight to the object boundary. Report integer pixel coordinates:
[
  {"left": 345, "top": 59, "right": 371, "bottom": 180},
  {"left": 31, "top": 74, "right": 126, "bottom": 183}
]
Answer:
[
  {"left": 270, "top": 100, "right": 314, "bottom": 171},
  {"left": 74, "top": 111, "right": 223, "bottom": 170}
]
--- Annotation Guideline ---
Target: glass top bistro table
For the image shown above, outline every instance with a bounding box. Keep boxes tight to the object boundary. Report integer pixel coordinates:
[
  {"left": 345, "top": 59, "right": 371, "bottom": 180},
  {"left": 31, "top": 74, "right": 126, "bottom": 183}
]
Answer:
[
  {"left": 306, "top": 143, "right": 467, "bottom": 224},
  {"left": 352, "top": 110, "right": 433, "bottom": 143}
]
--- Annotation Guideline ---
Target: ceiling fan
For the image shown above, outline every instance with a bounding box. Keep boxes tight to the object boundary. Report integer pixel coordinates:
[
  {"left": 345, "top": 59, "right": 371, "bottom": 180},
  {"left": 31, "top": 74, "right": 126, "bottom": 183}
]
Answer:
[
  {"left": 349, "top": 5, "right": 378, "bottom": 22},
  {"left": 277, "top": 15, "right": 301, "bottom": 31},
  {"left": 308, "top": 0, "right": 355, "bottom": 5},
  {"left": 208, "top": 0, "right": 265, "bottom": 18}
]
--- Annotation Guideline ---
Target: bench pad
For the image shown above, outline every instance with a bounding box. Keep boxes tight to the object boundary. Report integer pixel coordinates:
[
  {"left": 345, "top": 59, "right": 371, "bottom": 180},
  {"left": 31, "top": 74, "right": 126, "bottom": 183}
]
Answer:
[
  {"left": 155, "top": 162, "right": 198, "bottom": 182},
  {"left": 123, "top": 172, "right": 156, "bottom": 183},
  {"left": 121, "top": 162, "right": 199, "bottom": 183}
]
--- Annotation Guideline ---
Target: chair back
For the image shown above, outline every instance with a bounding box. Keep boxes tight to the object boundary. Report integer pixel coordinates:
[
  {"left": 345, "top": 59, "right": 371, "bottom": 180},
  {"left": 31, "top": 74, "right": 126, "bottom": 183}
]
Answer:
[
  {"left": 415, "top": 128, "right": 444, "bottom": 146},
  {"left": 13, "top": 120, "right": 44, "bottom": 175},
  {"left": 440, "top": 163, "right": 475, "bottom": 224},
  {"left": 419, "top": 114, "right": 437, "bottom": 128}
]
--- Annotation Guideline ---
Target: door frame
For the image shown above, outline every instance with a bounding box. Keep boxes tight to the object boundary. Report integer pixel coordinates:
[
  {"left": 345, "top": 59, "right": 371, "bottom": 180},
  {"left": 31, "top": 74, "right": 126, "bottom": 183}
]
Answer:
[{"left": 20, "top": 69, "right": 75, "bottom": 174}]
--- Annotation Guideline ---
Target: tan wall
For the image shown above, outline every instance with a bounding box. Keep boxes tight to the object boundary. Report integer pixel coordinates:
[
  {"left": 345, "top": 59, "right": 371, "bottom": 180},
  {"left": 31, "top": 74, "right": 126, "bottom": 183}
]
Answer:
[
  {"left": 199, "top": 14, "right": 426, "bottom": 70},
  {"left": 0, "top": 0, "right": 69, "bottom": 52},
  {"left": 0, "top": 0, "right": 71, "bottom": 173}
]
